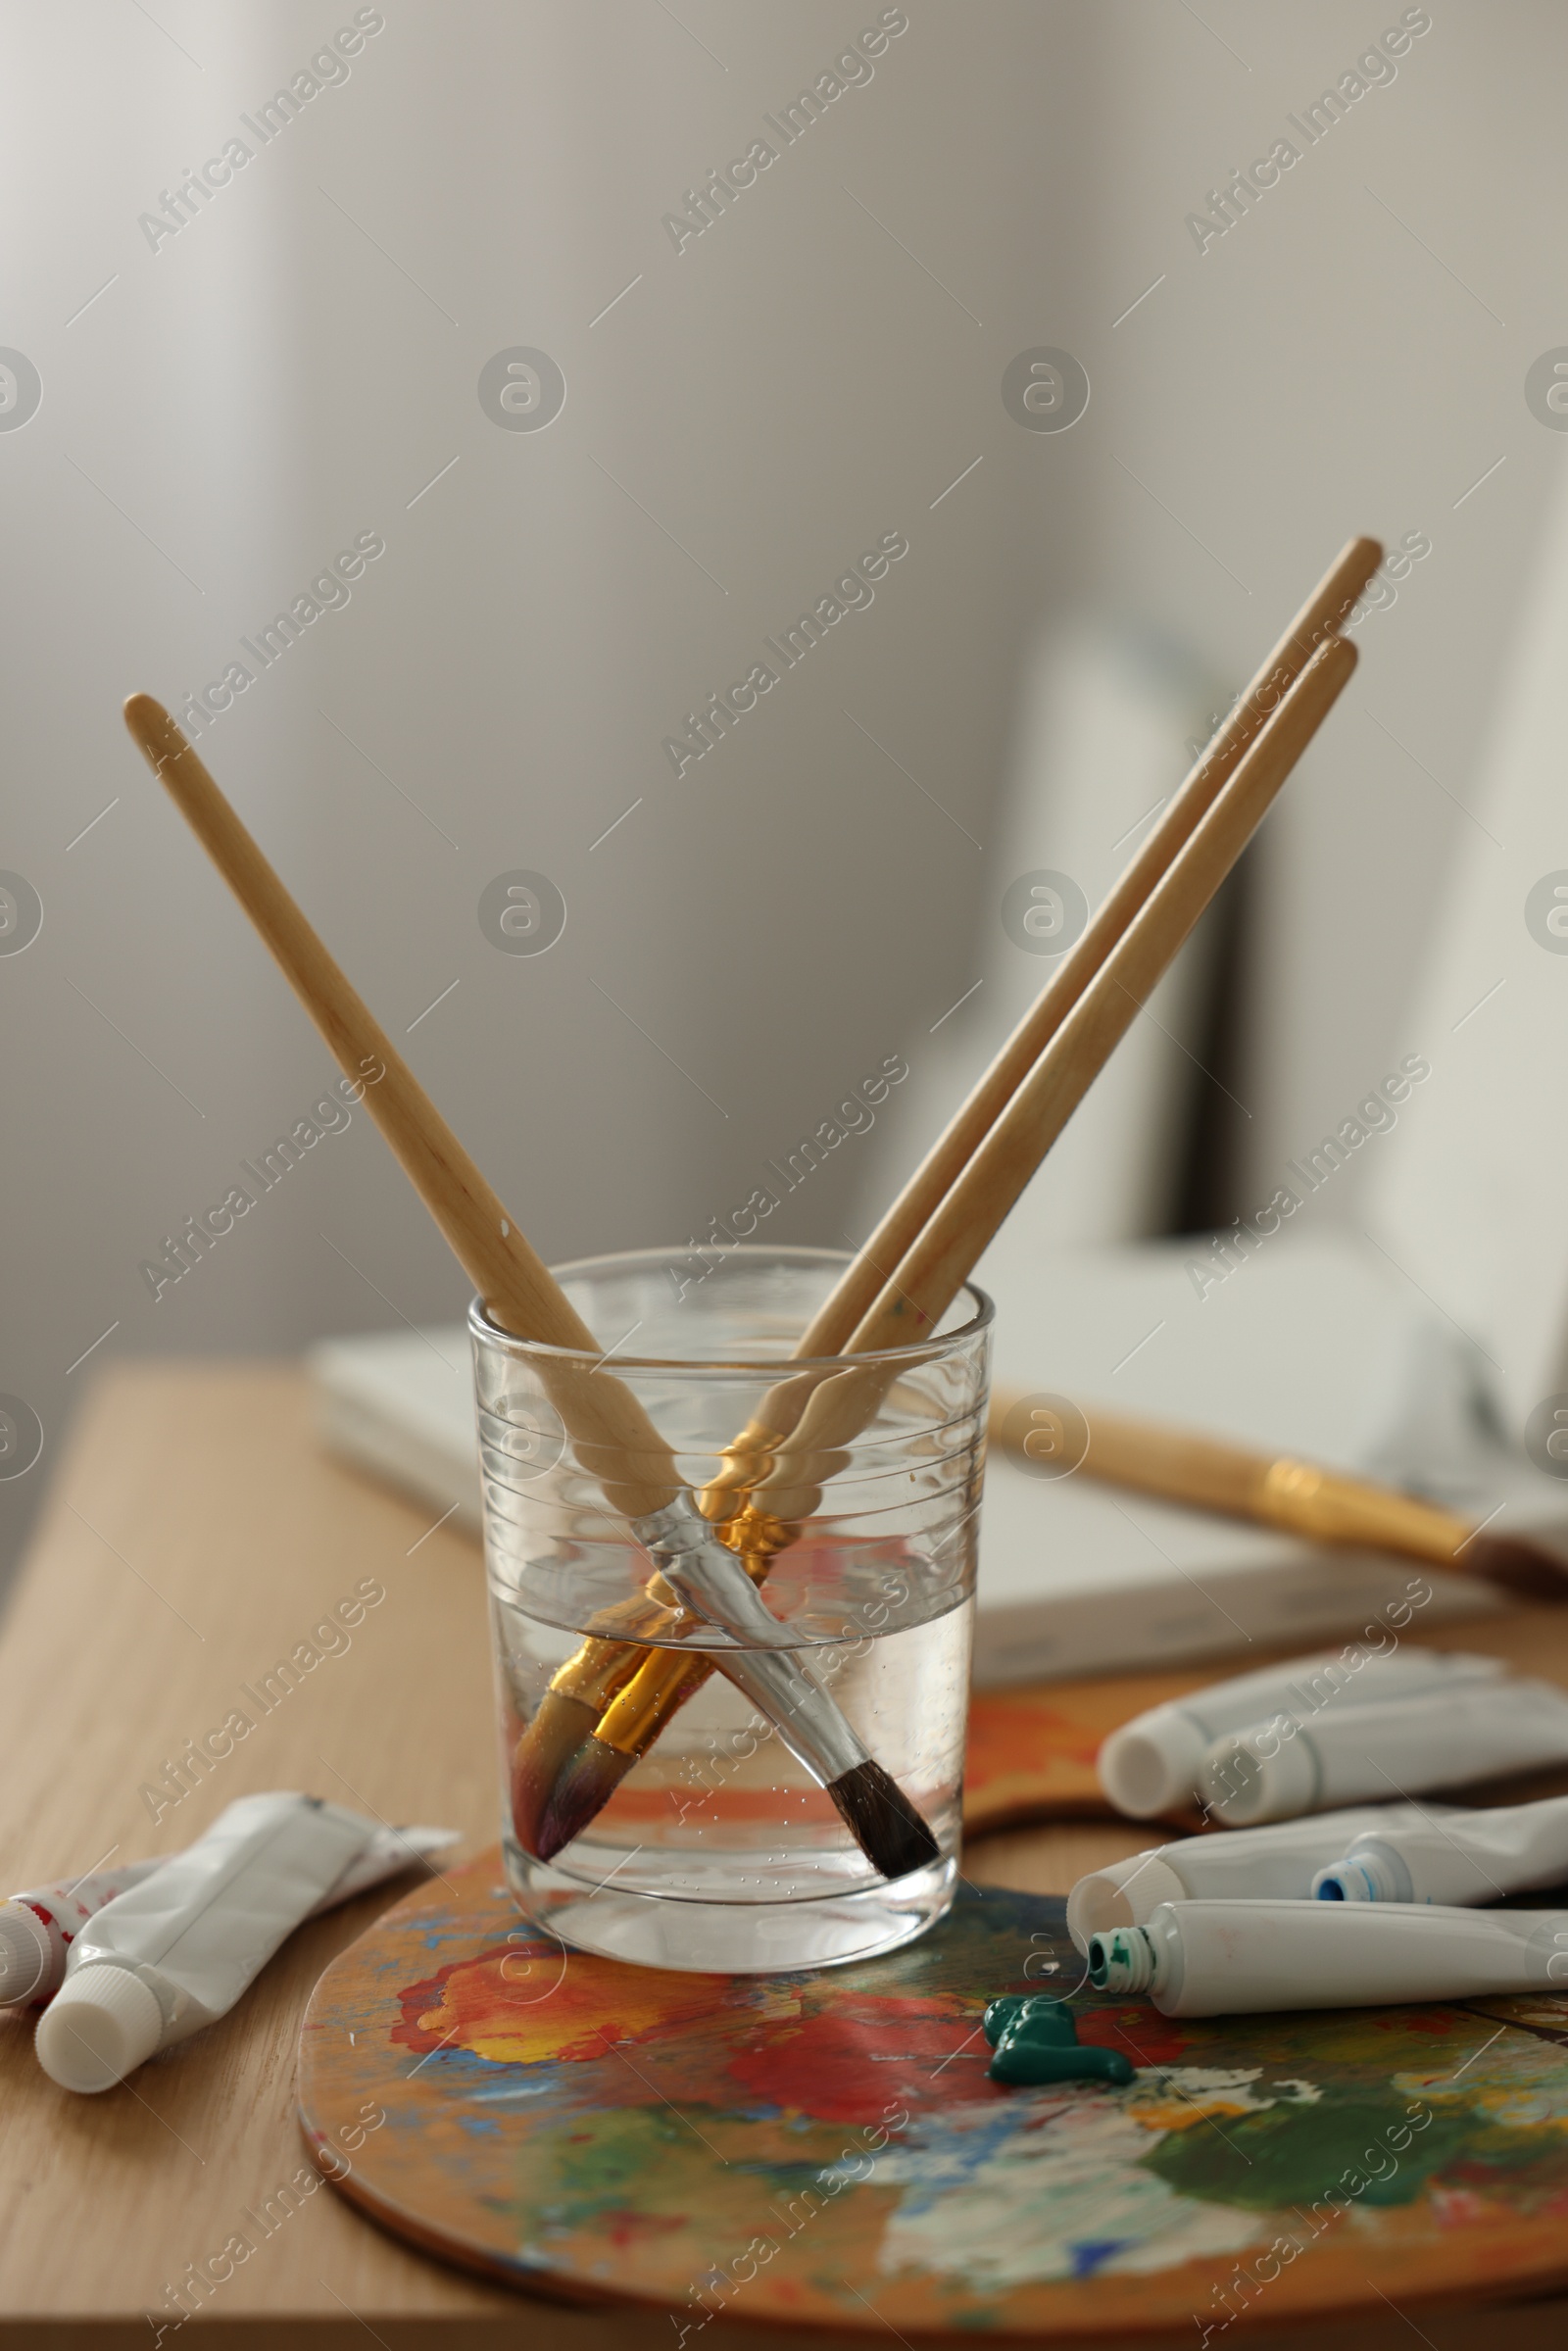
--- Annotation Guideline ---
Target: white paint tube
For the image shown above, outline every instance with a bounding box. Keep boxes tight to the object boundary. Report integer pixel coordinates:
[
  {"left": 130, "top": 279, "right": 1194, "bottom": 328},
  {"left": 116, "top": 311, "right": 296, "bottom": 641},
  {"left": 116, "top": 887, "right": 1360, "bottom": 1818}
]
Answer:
[
  {"left": 1202, "top": 1676, "right": 1568, "bottom": 1828},
  {"left": 1089, "top": 1897, "right": 1568, "bottom": 2017},
  {"left": 33, "top": 1794, "right": 444, "bottom": 2092},
  {"left": 1314, "top": 1792, "right": 1568, "bottom": 1906},
  {"left": 1097, "top": 1645, "right": 1503, "bottom": 1818},
  {"left": 0, "top": 1819, "right": 456, "bottom": 2009},
  {"left": 1066, "top": 1803, "right": 1445, "bottom": 1954}
]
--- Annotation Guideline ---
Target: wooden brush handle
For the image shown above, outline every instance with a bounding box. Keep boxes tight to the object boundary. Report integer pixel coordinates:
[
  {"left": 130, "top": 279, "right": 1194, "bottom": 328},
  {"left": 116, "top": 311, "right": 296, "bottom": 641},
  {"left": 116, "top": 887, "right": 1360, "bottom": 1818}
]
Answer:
[
  {"left": 756, "top": 635, "right": 1358, "bottom": 1520},
  {"left": 122, "top": 696, "right": 681, "bottom": 1520},
  {"left": 992, "top": 1393, "right": 1475, "bottom": 1571},
  {"left": 546, "top": 601, "right": 1369, "bottom": 1772},
  {"left": 1046, "top": 1400, "right": 1270, "bottom": 1515},
  {"left": 526, "top": 562, "right": 1370, "bottom": 1787},
  {"left": 704, "top": 536, "right": 1383, "bottom": 1506},
  {"left": 787, "top": 536, "right": 1379, "bottom": 1366}
]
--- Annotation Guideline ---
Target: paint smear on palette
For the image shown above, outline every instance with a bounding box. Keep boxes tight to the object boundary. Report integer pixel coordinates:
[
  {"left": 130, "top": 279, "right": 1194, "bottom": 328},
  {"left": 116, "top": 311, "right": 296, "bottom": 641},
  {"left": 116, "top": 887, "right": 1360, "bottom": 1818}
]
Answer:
[
  {"left": 1398, "top": 2045, "right": 1568, "bottom": 2136},
  {"left": 398, "top": 1945, "right": 993, "bottom": 2126},
  {"left": 725, "top": 1995, "right": 975, "bottom": 2125},
  {"left": 873, "top": 2069, "right": 1324, "bottom": 2290},
  {"left": 300, "top": 1873, "right": 1568, "bottom": 2331},
  {"left": 875, "top": 2091, "right": 1267, "bottom": 2288},
  {"left": 963, "top": 1663, "right": 1262, "bottom": 1832},
  {"left": 393, "top": 1943, "right": 739, "bottom": 2068},
  {"left": 962, "top": 1683, "right": 1188, "bottom": 1832}
]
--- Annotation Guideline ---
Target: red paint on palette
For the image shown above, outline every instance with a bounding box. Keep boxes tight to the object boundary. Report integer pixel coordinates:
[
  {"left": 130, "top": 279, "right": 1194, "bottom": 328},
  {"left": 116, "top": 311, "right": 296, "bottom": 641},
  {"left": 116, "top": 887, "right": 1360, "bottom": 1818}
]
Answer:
[{"left": 725, "top": 1995, "right": 989, "bottom": 2124}]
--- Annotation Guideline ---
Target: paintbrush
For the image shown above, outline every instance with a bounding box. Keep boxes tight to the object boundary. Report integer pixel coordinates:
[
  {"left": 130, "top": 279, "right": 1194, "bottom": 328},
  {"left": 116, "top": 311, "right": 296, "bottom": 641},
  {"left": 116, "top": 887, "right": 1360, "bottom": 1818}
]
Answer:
[
  {"left": 122, "top": 696, "right": 937, "bottom": 1884},
  {"left": 990, "top": 1393, "right": 1568, "bottom": 1601},
  {"left": 515, "top": 536, "right": 1384, "bottom": 1845},
  {"left": 534, "top": 629, "right": 1361, "bottom": 1854}
]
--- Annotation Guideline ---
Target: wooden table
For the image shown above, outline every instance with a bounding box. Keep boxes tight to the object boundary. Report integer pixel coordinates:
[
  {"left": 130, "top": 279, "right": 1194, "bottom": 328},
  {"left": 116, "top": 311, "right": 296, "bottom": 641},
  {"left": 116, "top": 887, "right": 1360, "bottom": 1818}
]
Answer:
[{"left": 6, "top": 1364, "right": 1568, "bottom": 2350}]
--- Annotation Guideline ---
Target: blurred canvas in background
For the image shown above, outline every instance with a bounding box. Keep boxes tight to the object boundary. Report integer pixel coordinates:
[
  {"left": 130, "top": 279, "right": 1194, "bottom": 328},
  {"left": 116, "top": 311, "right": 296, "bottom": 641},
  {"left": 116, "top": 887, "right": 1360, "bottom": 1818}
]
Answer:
[{"left": 857, "top": 612, "right": 1224, "bottom": 1253}]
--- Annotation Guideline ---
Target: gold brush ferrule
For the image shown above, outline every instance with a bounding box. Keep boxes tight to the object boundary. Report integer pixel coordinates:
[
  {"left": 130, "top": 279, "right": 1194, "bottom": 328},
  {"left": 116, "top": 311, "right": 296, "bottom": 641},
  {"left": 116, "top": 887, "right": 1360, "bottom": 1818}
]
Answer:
[
  {"left": 545, "top": 1637, "right": 652, "bottom": 1713},
  {"left": 595, "top": 1650, "right": 713, "bottom": 1756},
  {"left": 715, "top": 1501, "right": 796, "bottom": 1580},
  {"left": 541, "top": 1577, "right": 693, "bottom": 1709},
  {"left": 1258, "top": 1456, "right": 1465, "bottom": 1561}
]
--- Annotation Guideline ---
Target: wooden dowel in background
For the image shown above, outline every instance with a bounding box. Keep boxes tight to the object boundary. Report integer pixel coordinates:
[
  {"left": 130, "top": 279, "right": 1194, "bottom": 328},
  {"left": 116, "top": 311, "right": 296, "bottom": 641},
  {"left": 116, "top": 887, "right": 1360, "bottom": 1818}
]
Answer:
[{"left": 988, "top": 1390, "right": 1568, "bottom": 1599}]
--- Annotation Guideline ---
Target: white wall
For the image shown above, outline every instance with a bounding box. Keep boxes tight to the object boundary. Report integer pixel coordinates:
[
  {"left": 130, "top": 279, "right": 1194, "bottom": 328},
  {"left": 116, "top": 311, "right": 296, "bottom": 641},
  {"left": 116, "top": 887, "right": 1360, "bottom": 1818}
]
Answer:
[
  {"left": 0, "top": 1, "right": 1083, "bottom": 1571},
  {"left": 1067, "top": 0, "right": 1568, "bottom": 1211},
  {"left": 1, "top": 0, "right": 1561, "bottom": 1573}
]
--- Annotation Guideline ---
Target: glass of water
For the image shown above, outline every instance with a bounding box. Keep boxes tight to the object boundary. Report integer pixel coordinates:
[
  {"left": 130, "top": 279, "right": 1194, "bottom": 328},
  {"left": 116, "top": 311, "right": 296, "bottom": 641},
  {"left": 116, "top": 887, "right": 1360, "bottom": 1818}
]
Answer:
[{"left": 474, "top": 1246, "right": 992, "bottom": 1974}]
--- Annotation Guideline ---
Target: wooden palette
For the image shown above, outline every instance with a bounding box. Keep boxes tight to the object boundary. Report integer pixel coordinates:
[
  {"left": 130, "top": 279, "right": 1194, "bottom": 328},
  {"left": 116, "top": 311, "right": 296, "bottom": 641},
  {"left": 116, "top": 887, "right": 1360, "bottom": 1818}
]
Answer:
[
  {"left": 299, "top": 1848, "right": 1568, "bottom": 2336},
  {"left": 962, "top": 1664, "right": 1215, "bottom": 1834},
  {"left": 959, "top": 1661, "right": 1568, "bottom": 1837}
]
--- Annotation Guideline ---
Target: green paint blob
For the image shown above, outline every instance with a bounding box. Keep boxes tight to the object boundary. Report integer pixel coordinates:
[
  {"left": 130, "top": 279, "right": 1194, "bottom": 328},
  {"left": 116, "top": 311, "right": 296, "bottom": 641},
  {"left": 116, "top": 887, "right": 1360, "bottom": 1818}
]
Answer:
[
  {"left": 982, "top": 1994, "right": 1133, "bottom": 2087},
  {"left": 982, "top": 1995, "right": 1078, "bottom": 2049},
  {"left": 989, "top": 2039, "right": 1136, "bottom": 2088},
  {"left": 1007, "top": 2006, "right": 1082, "bottom": 2050}
]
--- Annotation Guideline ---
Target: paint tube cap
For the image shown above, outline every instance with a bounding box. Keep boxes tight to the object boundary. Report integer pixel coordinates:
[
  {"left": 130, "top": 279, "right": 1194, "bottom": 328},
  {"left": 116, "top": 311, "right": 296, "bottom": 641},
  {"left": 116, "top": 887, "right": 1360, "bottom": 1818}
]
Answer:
[
  {"left": 1098, "top": 1712, "right": 1208, "bottom": 1817},
  {"left": 1066, "top": 1855, "right": 1186, "bottom": 1953},
  {"left": 0, "top": 1904, "right": 51, "bottom": 2005},
  {"left": 35, "top": 1964, "right": 163, "bottom": 2093},
  {"left": 1200, "top": 1725, "right": 1318, "bottom": 1826}
]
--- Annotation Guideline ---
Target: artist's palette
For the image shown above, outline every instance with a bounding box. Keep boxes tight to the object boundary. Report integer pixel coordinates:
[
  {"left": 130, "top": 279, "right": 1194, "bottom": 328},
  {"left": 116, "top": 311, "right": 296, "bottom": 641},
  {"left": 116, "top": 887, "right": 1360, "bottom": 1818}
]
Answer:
[
  {"left": 963, "top": 1669, "right": 1200, "bottom": 1833},
  {"left": 300, "top": 1851, "right": 1568, "bottom": 2335},
  {"left": 962, "top": 1666, "right": 1568, "bottom": 1837}
]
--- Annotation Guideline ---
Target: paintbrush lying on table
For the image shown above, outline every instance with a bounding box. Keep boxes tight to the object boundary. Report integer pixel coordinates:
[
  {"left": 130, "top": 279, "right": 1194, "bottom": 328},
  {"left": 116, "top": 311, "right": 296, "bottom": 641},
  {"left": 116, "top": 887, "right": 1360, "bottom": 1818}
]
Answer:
[
  {"left": 988, "top": 1394, "right": 1568, "bottom": 1600},
  {"left": 121, "top": 697, "right": 936, "bottom": 1884},
  {"left": 522, "top": 539, "right": 1376, "bottom": 1855}
]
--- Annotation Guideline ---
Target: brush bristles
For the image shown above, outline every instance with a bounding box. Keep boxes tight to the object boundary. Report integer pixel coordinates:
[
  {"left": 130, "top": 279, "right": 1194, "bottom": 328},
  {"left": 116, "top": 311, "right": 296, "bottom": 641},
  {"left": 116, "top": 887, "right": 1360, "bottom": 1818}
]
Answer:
[
  {"left": 1463, "top": 1535, "right": 1568, "bottom": 1602},
  {"left": 512, "top": 1692, "right": 606, "bottom": 1858},
  {"left": 531, "top": 1735, "right": 638, "bottom": 1861},
  {"left": 829, "top": 1758, "right": 941, "bottom": 1881}
]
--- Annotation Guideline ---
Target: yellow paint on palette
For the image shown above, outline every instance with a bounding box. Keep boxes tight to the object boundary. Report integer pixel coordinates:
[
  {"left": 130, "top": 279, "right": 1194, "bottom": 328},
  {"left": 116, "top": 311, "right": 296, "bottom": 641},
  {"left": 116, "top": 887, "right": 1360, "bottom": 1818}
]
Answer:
[{"left": 414, "top": 1944, "right": 728, "bottom": 2065}]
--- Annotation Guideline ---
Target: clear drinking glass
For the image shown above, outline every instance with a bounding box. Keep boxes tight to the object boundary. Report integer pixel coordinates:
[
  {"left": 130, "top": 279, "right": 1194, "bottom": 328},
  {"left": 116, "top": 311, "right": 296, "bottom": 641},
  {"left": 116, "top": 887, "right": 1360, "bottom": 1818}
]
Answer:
[{"left": 474, "top": 1245, "right": 992, "bottom": 1974}]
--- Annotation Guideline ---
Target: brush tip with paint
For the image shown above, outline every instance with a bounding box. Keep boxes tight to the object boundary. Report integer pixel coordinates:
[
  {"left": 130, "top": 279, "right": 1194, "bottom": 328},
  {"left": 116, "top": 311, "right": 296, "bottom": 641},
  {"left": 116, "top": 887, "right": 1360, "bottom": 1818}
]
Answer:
[
  {"left": 511, "top": 1691, "right": 608, "bottom": 1859},
  {"left": 831, "top": 1756, "right": 942, "bottom": 1880},
  {"left": 530, "top": 1734, "right": 638, "bottom": 1863},
  {"left": 1461, "top": 1533, "right": 1568, "bottom": 1603}
]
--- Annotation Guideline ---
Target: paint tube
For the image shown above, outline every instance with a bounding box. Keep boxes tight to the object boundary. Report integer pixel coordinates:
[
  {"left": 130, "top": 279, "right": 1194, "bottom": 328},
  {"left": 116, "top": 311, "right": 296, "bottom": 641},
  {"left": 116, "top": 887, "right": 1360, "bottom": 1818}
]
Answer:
[
  {"left": 1314, "top": 1791, "right": 1568, "bottom": 1905},
  {"left": 1089, "top": 1896, "right": 1568, "bottom": 2018},
  {"left": 1202, "top": 1676, "right": 1568, "bottom": 1828},
  {"left": 1065, "top": 1802, "right": 1445, "bottom": 1954},
  {"left": 1097, "top": 1647, "right": 1503, "bottom": 1818},
  {"left": 34, "top": 1793, "right": 414, "bottom": 2092},
  {"left": 0, "top": 1858, "right": 163, "bottom": 2008},
  {"left": 0, "top": 1819, "right": 457, "bottom": 2010}
]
